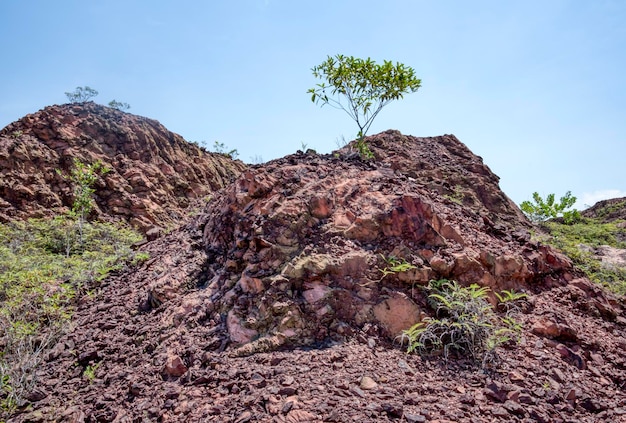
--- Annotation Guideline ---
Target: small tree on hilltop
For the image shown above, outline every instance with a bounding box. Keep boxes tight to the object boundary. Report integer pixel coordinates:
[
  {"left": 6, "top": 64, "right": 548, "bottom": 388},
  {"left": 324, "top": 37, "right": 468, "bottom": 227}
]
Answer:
[
  {"left": 65, "top": 86, "right": 99, "bottom": 103},
  {"left": 308, "top": 54, "right": 421, "bottom": 159},
  {"left": 108, "top": 100, "right": 131, "bottom": 111}
]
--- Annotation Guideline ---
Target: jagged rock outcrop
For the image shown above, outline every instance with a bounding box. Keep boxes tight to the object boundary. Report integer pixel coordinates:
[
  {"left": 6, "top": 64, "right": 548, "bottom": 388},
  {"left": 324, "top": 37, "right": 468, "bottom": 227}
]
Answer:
[
  {"left": 11, "top": 131, "right": 625, "bottom": 422},
  {"left": 0, "top": 102, "right": 245, "bottom": 232},
  {"left": 193, "top": 131, "right": 598, "bottom": 352}
]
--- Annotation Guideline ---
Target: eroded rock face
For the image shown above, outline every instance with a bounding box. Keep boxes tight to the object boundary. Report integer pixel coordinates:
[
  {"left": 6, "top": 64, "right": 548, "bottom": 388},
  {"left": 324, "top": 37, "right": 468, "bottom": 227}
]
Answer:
[
  {"left": 0, "top": 102, "right": 245, "bottom": 232},
  {"left": 192, "top": 131, "right": 581, "bottom": 352},
  {"left": 14, "top": 131, "right": 625, "bottom": 422}
]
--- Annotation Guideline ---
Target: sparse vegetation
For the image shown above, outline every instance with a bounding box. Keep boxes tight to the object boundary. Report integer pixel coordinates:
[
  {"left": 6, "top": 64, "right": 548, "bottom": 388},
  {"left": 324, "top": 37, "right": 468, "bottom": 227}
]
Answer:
[
  {"left": 83, "top": 363, "right": 100, "bottom": 383},
  {"left": 210, "top": 141, "right": 239, "bottom": 159},
  {"left": 401, "top": 280, "right": 525, "bottom": 366},
  {"left": 0, "top": 217, "right": 143, "bottom": 412},
  {"left": 108, "top": 100, "right": 131, "bottom": 111},
  {"left": 378, "top": 255, "right": 417, "bottom": 279},
  {"left": 10, "top": 130, "right": 22, "bottom": 139},
  {"left": 308, "top": 54, "right": 421, "bottom": 159},
  {"left": 520, "top": 191, "right": 581, "bottom": 224},
  {"left": 57, "top": 159, "right": 110, "bottom": 246},
  {"left": 65, "top": 86, "right": 99, "bottom": 103},
  {"left": 543, "top": 219, "right": 626, "bottom": 295}
]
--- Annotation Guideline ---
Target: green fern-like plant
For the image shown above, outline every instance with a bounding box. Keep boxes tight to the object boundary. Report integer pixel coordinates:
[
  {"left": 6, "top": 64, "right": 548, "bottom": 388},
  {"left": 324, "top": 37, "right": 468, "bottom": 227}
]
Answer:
[
  {"left": 402, "top": 280, "right": 524, "bottom": 364},
  {"left": 378, "top": 255, "right": 417, "bottom": 278}
]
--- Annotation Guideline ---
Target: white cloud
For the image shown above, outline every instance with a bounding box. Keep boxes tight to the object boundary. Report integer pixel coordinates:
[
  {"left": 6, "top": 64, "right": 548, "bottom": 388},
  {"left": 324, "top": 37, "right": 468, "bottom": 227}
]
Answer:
[{"left": 575, "top": 189, "right": 626, "bottom": 210}]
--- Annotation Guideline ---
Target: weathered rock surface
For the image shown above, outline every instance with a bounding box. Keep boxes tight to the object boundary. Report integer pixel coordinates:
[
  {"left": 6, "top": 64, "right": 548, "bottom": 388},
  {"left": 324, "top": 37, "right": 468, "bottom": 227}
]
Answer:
[
  {"left": 5, "top": 131, "right": 625, "bottom": 422},
  {"left": 198, "top": 131, "right": 581, "bottom": 349},
  {"left": 0, "top": 102, "right": 245, "bottom": 232}
]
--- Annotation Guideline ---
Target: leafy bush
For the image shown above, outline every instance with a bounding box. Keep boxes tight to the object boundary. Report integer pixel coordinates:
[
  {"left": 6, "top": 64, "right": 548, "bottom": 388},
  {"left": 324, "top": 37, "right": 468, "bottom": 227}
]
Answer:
[
  {"left": 308, "top": 54, "right": 421, "bottom": 159},
  {"left": 56, "top": 158, "right": 110, "bottom": 248},
  {"left": 401, "top": 280, "right": 525, "bottom": 366},
  {"left": 520, "top": 191, "right": 581, "bottom": 224},
  {"left": 65, "top": 86, "right": 98, "bottom": 103},
  {"left": 0, "top": 218, "right": 143, "bottom": 412}
]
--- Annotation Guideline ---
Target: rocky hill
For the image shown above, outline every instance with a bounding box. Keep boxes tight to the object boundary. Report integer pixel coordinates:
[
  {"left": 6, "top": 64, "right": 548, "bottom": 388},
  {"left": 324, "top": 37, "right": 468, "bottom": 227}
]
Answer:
[
  {"left": 8, "top": 131, "right": 625, "bottom": 422},
  {"left": 0, "top": 102, "right": 245, "bottom": 233},
  {"left": 582, "top": 197, "right": 626, "bottom": 224}
]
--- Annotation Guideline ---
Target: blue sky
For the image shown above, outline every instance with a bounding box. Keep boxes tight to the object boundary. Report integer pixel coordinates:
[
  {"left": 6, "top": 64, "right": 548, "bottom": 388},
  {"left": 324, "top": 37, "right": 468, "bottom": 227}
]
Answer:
[{"left": 1, "top": 0, "right": 624, "bottom": 209}]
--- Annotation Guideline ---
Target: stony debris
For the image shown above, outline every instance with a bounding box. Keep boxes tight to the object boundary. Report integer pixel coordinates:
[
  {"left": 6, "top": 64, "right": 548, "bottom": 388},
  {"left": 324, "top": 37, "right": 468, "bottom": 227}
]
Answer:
[{"left": 3, "top": 130, "right": 625, "bottom": 422}]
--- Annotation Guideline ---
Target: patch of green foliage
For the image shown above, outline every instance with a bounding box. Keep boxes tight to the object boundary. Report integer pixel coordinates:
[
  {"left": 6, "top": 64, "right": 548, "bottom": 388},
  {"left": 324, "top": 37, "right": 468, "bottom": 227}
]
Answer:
[
  {"left": 0, "top": 217, "right": 143, "bottom": 413},
  {"left": 520, "top": 191, "right": 581, "bottom": 224},
  {"left": 543, "top": 220, "right": 626, "bottom": 295},
  {"left": 401, "top": 280, "right": 526, "bottom": 367},
  {"left": 378, "top": 255, "right": 417, "bottom": 279},
  {"left": 308, "top": 54, "right": 421, "bottom": 159}
]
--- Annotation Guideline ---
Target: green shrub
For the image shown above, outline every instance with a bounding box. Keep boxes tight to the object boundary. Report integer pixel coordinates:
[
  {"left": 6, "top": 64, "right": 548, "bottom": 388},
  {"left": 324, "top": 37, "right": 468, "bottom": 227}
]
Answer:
[
  {"left": 520, "top": 191, "right": 580, "bottom": 224},
  {"left": 378, "top": 255, "right": 417, "bottom": 279},
  {"left": 108, "top": 100, "right": 130, "bottom": 111},
  {"left": 210, "top": 141, "right": 239, "bottom": 159},
  {"left": 401, "top": 280, "right": 524, "bottom": 366}
]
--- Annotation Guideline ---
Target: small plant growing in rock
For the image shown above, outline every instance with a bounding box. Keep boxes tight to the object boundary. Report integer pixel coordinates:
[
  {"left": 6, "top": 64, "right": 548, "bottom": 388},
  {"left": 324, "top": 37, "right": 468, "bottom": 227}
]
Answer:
[
  {"left": 10, "top": 130, "right": 23, "bottom": 139},
  {"left": 108, "top": 100, "right": 131, "bottom": 111},
  {"left": 65, "top": 86, "right": 99, "bottom": 103},
  {"left": 520, "top": 191, "right": 581, "bottom": 224},
  {"left": 378, "top": 255, "right": 417, "bottom": 279},
  {"left": 68, "top": 159, "right": 110, "bottom": 241},
  {"left": 401, "top": 280, "right": 523, "bottom": 366},
  {"left": 83, "top": 363, "right": 100, "bottom": 383},
  {"left": 308, "top": 54, "right": 421, "bottom": 159}
]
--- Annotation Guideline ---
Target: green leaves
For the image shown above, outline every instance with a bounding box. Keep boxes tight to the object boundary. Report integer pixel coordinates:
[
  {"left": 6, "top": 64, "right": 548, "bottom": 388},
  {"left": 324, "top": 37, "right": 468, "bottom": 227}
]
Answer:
[
  {"left": 401, "top": 280, "right": 525, "bottom": 366},
  {"left": 520, "top": 191, "right": 580, "bottom": 224},
  {"left": 308, "top": 54, "right": 421, "bottom": 158}
]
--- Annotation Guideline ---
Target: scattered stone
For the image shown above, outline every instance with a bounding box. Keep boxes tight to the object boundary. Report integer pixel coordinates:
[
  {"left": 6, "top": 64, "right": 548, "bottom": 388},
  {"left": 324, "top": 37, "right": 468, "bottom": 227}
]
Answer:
[
  {"left": 404, "top": 413, "right": 427, "bottom": 423},
  {"left": 503, "top": 400, "right": 525, "bottom": 416},
  {"left": 162, "top": 353, "right": 188, "bottom": 377},
  {"left": 360, "top": 376, "right": 378, "bottom": 390}
]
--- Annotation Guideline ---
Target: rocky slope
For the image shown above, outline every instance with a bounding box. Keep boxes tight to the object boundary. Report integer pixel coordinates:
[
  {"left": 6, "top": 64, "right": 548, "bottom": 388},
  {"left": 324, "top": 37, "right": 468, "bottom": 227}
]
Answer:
[
  {"left": 0, "top": 102, "right": 245, "bottom": 232},
  {"left": 6, "top": 131, "right": 626, "bottom": 422},
  {"left": 582, "top": 197, "right": 626, "bottom": 223}
]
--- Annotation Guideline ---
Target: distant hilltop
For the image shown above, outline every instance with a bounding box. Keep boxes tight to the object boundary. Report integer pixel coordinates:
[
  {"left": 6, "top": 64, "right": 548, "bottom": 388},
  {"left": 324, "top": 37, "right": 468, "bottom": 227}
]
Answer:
[{"left": 0, "top": 102, "right": 246, "bottom": 233}]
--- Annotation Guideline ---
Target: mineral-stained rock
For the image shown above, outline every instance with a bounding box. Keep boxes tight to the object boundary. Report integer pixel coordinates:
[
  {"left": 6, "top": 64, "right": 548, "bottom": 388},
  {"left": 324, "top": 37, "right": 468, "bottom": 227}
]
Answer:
[
  {"left": 11, "top": 130, "right": 626, "bottom": 423},
  {"left": 0, "top": 102, "right": 245, "bottom": 232},
  {"left": 198, "top": 131, "right": 586, "bottom": 349}
]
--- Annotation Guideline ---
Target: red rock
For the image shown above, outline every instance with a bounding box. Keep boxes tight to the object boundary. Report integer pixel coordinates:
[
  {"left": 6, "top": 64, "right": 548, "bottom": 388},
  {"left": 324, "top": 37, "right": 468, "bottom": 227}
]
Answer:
[
  {"left": 162, "top": 353, "right": 187, "bottom": 377},
  {"left": 0, "top": 102, "right": 244, "bottom": 232},
  {"left": 373, "top": 292, "right": 421, "bottom": 338}
]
